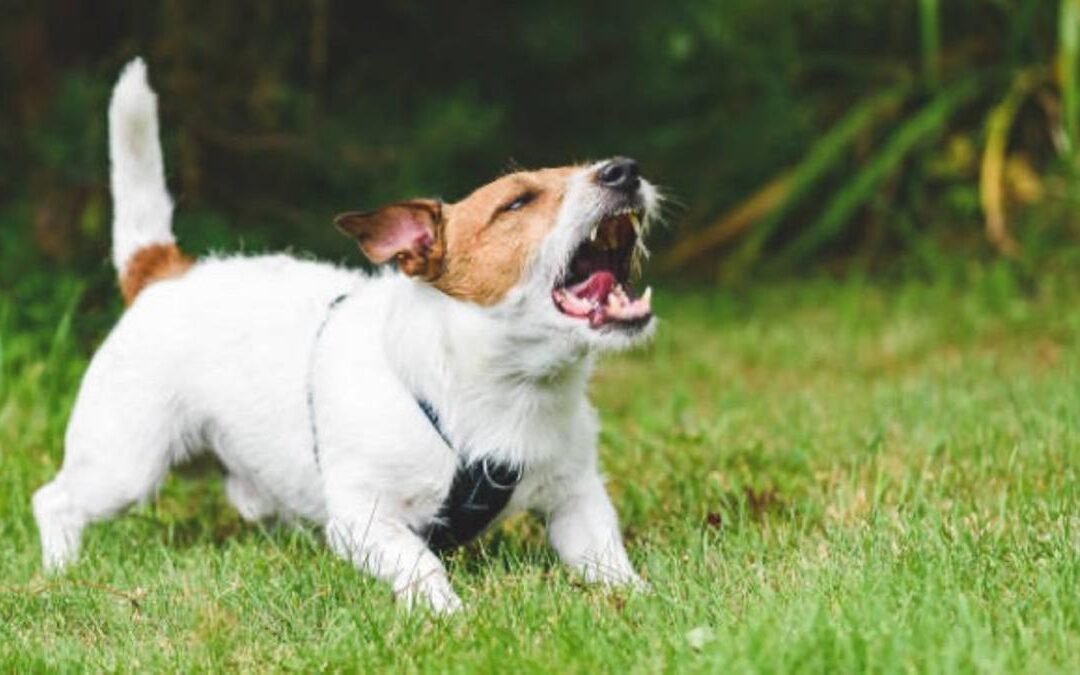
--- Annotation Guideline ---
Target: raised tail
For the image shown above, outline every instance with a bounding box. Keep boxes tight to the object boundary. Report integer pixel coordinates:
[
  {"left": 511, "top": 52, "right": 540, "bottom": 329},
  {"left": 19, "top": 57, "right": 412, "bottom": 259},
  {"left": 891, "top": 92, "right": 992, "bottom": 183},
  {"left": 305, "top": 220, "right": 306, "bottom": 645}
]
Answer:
[{"left": 108, "top": 58, "right": 190, "bottom": 305}]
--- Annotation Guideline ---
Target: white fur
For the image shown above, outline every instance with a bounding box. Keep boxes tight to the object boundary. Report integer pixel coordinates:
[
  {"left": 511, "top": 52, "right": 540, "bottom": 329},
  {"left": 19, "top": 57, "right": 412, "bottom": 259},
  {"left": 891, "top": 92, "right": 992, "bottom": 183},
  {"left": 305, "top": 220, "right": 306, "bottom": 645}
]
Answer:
[
  {"left": 33, "top": 59, "right": 658, "bottom": 613},
  {"left": 108, "top": 58, "right": 175, "bottom": 273}
]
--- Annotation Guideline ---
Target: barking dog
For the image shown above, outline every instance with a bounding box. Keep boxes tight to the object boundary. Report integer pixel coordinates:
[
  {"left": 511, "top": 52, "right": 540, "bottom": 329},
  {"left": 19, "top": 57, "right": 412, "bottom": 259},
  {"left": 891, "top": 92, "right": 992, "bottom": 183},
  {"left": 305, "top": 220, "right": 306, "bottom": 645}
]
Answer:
[{"left": 32, "top": 59, "right": 661, "bottom": 613}]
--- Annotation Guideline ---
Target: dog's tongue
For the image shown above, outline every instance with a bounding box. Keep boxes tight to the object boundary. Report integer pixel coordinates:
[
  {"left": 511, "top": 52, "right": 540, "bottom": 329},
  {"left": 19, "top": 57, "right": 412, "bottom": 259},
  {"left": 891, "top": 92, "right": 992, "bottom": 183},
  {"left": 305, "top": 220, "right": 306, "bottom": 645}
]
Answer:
[
  {"left": 553, "top": 270, "right": 652, "bottom": 327},
  {"left": 568, "top": 271, "right": 616, "bottom": 303}
]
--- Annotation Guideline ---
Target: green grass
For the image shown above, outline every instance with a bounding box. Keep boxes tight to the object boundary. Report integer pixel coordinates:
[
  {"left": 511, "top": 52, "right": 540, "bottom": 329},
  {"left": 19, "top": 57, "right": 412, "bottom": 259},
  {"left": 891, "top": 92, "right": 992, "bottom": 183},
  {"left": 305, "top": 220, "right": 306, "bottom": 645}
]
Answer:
[{"left": 2, "top": 268, "right": 1079, "bottom": 672}]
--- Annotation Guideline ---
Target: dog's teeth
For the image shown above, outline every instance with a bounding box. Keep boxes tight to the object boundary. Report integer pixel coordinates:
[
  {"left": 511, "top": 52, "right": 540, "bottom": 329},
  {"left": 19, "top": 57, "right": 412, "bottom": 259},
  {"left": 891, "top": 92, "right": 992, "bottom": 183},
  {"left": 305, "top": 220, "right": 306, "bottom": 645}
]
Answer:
[
  {"left": 590, "top": 225, "right": 599, "bottom": 242},
  {"left": 607, "top": 291, "right": 625, "bottom": 315},
  {"left": 641, "top": 286, "right": 652, "bottom": 305},
  {"left": 628, "top": 212, "right": 640, "bottom": 233}
]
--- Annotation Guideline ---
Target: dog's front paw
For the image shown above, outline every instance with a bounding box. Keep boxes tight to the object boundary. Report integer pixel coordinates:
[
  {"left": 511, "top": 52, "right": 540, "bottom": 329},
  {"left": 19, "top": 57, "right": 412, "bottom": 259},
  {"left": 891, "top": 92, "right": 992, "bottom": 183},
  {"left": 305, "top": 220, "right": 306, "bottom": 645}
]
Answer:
[
  {"left": 625, "top": 573, "right": 652, "bottom": 594},
  {"left": 396, "top": 575, "right": 464, "bottom": 615},
  {"left": 580, "top": 559, "right": 650, "bottom": 592},
  {"left": 426, "top": 588, "right": 464, "bottom": 615}
]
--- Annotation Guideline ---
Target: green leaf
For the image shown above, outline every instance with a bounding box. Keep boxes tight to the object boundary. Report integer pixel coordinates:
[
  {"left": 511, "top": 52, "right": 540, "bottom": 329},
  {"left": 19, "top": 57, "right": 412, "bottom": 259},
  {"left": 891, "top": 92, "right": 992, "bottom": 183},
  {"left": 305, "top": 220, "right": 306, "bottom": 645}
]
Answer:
[
  {"left": 776, "top": 78, "right": 981, "bottom": 267},
  {"left": 732, "top": 83, "right": 911, "bottom": 272}
]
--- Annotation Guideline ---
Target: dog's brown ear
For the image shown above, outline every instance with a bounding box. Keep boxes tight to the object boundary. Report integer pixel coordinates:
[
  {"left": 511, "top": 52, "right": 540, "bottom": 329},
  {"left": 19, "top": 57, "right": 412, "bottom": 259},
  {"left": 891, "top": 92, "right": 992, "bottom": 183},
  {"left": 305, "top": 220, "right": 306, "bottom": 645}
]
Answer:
[{"left": 335, "top": 199, "right": 444, "bottom": 279}]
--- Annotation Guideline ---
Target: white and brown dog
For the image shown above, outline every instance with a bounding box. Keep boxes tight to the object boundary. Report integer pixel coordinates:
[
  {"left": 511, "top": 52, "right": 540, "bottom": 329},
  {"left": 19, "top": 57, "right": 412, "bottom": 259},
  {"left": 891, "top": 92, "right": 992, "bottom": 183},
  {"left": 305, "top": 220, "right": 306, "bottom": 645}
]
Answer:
[{"left": 33, "top": 59, "right": 661, "bottom": 613}]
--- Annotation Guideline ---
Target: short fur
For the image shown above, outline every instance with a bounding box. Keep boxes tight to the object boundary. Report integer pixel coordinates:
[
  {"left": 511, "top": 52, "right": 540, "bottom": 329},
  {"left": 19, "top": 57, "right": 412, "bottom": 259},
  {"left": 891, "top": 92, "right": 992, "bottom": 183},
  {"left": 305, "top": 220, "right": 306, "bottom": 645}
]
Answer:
[
  {"left": 120, "top": 242, "right": 192, "bottom": 304},
  {"left": 32, "top": 58, "right": 661, "bottom": 613}
]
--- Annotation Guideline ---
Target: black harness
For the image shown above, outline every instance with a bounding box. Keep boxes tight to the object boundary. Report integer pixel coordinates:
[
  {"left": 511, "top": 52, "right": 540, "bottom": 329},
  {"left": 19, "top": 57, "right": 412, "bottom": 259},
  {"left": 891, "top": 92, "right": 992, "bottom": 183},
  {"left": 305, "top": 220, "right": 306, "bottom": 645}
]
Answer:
[
  {"left": 307, "top": 293, "right": 522, "bottom": 553},
  {"left": 413, "top": 400, "right": 522, "bottom": 551}
]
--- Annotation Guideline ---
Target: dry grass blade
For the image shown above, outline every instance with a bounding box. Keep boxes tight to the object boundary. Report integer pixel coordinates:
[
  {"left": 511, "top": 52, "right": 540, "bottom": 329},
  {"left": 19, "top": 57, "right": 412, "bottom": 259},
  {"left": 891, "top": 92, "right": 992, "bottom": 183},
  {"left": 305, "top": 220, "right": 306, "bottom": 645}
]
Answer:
[
  {"left": 980, "top": 69, "right": 1045, "bottom": 257},
  {"left": 660, "top": 85, "right": 909, "bottom": 275},
  {"left": 776, "top": 78, "right": 979, "bottom": 267},
  {"left": 658, "top": 171, "right": 793, "bottom": 273}
]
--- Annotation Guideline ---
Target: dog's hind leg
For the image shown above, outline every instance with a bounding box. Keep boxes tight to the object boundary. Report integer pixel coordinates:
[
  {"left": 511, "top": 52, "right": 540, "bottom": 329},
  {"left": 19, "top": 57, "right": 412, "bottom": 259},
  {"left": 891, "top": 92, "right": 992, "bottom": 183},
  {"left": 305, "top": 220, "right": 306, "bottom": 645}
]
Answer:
[
  {"left": 33, "top": 457, "right": 173, "bottom": 571},
  {"left": 32, "top": 478, "right": 90, "bottom": 571},
  {"left": 225, "top": 474, "right": 277, "bottom": 522},
  {"left": 33, "top": 360, "right": 181, "bottom": 571}
]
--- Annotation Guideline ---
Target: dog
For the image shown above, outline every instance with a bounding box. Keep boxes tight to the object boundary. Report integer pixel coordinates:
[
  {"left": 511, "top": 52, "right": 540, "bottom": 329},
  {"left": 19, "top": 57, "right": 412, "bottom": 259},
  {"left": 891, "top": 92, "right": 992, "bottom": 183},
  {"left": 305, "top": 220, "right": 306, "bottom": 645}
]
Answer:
[{"left": 32, "top": 58, "right": 661, "bottom": 613}]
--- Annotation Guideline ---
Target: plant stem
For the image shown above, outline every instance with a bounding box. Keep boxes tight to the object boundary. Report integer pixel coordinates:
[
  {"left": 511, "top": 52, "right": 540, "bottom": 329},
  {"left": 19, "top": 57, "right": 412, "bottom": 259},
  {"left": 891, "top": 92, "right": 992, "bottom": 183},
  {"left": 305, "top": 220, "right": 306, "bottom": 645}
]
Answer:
[
  {"left": 1060, "top": 0, "right": 1080, "bottom": 162},
  {"left": 919, "top": 0, "right": 941, "bottom": 91}
]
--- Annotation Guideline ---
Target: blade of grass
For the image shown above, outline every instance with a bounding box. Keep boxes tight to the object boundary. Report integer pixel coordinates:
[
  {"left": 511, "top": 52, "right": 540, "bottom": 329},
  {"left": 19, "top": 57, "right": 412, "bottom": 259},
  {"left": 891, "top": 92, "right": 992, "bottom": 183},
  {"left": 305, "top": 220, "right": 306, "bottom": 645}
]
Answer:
[
  {"left": 46, "top": 283, "right": 83, "bottom": 364},
  {"left": 774, "top": 78, "right": 980, "bottom": 267}
]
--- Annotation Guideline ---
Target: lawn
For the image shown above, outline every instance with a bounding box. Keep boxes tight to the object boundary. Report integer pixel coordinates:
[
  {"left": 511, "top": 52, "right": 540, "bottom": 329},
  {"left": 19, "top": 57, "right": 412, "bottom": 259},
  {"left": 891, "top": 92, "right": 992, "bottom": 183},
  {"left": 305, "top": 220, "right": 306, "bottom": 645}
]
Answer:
[{"left": 1, "top": 267, "right": 1078, "bottom": 672}]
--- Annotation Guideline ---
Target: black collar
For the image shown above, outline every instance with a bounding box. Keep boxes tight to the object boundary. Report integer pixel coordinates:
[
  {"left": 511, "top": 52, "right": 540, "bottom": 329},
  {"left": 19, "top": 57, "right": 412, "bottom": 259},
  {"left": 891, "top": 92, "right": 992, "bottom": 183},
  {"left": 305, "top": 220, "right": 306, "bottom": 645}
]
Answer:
[{"left": 307, "top": 293, "right": 522, "bottom": 553}]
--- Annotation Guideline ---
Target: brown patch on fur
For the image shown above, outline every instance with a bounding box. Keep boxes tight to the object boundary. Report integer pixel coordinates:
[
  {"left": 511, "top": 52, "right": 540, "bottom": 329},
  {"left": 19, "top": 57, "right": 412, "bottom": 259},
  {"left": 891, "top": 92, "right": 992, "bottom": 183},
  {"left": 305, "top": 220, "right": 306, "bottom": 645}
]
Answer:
[
  {"left": 120, "top": 243, "right": 193, "bottom": 305},
  {"left": 338, "top": 166, "right": 578, "bottom": 306},
  {"left": 433, "top": 167, "right": 576, "bottom": 305}
]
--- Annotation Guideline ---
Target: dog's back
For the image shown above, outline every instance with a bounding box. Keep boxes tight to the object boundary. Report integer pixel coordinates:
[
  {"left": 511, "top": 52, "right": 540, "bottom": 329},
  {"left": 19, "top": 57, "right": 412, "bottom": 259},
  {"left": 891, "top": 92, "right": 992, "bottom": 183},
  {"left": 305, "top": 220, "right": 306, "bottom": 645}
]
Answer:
[{"left": 33, "top": 65, "right": 369, "bottom": 566}]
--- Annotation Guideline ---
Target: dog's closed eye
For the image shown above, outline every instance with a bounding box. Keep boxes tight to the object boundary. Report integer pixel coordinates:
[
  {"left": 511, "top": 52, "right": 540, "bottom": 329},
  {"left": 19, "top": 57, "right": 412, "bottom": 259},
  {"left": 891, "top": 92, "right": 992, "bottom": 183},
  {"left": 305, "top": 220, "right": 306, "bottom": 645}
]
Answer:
[{"left": 497, "top": 191, "right": 536, "bottom": 216}]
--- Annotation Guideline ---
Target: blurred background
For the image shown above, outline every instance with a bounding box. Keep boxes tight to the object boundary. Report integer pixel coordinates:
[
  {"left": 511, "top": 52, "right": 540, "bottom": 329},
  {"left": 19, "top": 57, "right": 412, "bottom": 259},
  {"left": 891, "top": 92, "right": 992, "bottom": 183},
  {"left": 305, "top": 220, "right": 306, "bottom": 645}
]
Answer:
[{"left": 2, "top": 0, "right": 1079, "bottom": 338}]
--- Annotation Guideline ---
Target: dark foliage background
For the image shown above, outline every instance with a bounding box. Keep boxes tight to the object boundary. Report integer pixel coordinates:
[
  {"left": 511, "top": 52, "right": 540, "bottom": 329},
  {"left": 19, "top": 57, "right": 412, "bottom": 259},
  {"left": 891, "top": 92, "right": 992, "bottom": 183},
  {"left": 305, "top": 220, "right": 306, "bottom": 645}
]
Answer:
[{"left": 2, "top": 0, "right": 1079, "bottom": 335}]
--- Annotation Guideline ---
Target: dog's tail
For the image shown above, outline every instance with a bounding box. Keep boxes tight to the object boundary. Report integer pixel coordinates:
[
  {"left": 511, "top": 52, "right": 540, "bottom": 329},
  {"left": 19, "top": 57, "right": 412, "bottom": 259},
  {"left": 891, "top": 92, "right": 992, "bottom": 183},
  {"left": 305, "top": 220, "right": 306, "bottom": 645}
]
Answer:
[{"left": 108, "top": 57, "right": 191, "bottom": 305}]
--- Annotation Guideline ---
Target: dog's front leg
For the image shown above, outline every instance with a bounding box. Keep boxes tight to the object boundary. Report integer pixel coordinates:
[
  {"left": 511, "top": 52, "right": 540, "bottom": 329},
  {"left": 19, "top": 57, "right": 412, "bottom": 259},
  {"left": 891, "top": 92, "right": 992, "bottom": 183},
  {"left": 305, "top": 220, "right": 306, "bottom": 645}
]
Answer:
[
  {"left": 546, "top": 471, "right": 645, "bottom": 588},
  {"left": 326, "top": 502, "right": 461, "bottom": 614}
]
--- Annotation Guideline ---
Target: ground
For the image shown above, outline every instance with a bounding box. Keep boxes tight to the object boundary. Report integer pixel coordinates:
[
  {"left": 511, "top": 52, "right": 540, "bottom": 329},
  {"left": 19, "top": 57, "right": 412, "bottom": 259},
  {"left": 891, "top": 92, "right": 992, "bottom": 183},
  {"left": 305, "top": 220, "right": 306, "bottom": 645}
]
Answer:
[{"left": 1, "top": 268, "right": 1078, "bottom": 672}]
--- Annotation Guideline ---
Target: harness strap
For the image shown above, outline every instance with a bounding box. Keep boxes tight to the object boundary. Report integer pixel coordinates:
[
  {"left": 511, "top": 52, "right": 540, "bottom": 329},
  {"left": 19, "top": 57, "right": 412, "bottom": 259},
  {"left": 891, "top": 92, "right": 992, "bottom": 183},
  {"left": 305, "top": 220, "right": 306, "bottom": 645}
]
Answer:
[{"left": 306, "top": 293, "right": 349, "bottom": 470}]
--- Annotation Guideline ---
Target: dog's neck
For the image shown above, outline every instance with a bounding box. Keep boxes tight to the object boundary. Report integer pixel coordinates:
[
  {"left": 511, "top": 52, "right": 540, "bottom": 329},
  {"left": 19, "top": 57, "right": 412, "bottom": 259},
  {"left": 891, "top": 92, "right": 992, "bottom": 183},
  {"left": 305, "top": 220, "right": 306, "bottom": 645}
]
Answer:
[{"left": 379, "top": 276, "right": 594, "bottom": 465}]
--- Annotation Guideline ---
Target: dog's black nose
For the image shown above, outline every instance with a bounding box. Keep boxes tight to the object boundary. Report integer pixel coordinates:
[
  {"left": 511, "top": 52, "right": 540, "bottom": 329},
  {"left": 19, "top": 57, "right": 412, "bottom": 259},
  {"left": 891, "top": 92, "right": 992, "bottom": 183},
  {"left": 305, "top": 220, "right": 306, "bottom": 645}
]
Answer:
[{"left": 596, "top": 157, "right": 640, "bottom": 192}]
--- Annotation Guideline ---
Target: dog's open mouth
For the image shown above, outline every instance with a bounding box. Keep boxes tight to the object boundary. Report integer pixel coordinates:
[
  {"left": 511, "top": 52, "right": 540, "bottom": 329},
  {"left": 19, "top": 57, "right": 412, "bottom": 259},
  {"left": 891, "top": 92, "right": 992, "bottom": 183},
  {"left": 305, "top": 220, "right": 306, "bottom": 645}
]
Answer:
[{"left": 552, "top": 208, "right": 652, "bottom": 329}]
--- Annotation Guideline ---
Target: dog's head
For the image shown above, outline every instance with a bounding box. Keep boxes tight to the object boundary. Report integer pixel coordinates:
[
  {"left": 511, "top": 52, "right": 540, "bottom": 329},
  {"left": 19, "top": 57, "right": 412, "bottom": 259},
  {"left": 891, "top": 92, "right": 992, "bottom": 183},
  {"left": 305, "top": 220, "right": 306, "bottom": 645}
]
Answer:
[{"left": 336, "top": 158, "right": 661, "bottom": 351}]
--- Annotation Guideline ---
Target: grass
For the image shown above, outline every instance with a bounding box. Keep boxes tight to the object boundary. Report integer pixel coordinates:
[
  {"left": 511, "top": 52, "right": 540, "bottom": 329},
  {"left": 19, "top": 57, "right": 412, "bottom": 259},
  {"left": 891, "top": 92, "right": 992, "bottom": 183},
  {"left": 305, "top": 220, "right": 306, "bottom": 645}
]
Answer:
[{"left": 1, "top": 267, "right": 1078, "bottom": 672}]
